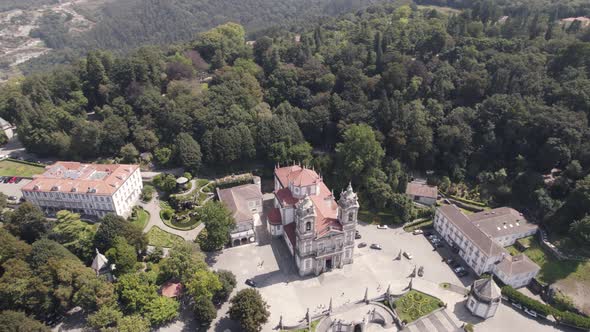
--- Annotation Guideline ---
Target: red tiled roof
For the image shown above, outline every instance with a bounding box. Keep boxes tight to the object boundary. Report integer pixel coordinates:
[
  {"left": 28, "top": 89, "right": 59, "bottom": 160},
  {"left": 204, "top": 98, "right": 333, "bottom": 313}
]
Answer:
[
  {"left": 267, "top": 207, "right": 282, "bottom": 225},
  {"left": 310, "top": 182, "right": 341, "bottom": 237},
  {"left": 22, "top": 162, "right": 139, "bottom": 195},
  {"left": 275, "top": 165, "right": 322, "bottom": 188},
  {"left": 161, "top": 282, "right": 183, "bottom": 298},
  {"left": 406, "top": 182, "right": 438, "bottom": 199},
  {"left": 284, "top": 222, "right": 296, "bottom": 249},
  {"left": 276, "top": 187, "right": 299, "bottom": 206}
]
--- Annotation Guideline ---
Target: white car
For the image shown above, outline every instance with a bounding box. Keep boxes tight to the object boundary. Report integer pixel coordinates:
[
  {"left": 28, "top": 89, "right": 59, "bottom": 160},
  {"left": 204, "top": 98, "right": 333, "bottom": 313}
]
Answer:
[
  {"left": 412, "top": 229, "right": 423, "bottom": 235},
  {"left": 376, "top": 225, "right": 388, "bottom": 229},
  {"left": 403, "top": 251, "right": 413, "bottom": 260},
  {"left": 524, "top": 308, "right": 538, "bottom": 318}
]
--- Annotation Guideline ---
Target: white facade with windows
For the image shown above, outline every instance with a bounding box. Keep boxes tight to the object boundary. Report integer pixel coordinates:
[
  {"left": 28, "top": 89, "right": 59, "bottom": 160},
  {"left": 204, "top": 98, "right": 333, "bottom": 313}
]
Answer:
[
  {"left": 22, "top": 162, "right": 142, "bottom": 218},
  {"left": 434, "top": 205, "right": 540, "bottom": 288}
]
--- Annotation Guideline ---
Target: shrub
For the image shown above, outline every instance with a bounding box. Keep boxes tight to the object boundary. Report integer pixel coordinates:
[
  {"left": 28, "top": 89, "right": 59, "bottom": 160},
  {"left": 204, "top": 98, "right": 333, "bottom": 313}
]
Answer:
[
  {"left": 501, "top": 286, "right": 555, "bottom": 317},
  {"left": 449, "top": 195, "right": 487, "bottom": 207},
  {"left": 464, "top": 323, "right": 474, "bottom": 332},
  {"left": 162, "top": 209, "right": 173, "bottom": 220},
  {"left": 142, "top": 185, "right": 155, "bottom": 201}
]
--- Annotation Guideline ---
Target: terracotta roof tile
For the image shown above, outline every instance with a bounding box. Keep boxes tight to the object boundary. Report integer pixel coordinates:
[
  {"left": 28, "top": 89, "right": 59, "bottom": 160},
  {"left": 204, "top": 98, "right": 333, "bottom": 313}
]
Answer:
[
  {"left": 275, "top": 165, "right": 322, "bottom": 188},
  {"left": 275, "top": 187, "right": 299, "bottom": 206},
  {"left": 160, "top": 282, "right": 183, "bottom": 298},
  {"left": 406, "top": 181, "right": 438, "bottom": 199},
  {"left": 267, "top": 207, "right": 282, "bottom": 225},
  {"left": 22, "top": 162, "right": 139, "bottom": 195}
]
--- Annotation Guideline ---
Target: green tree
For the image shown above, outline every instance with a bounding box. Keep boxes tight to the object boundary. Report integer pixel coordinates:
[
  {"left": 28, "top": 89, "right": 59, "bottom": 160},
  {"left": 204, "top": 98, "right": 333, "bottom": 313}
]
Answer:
[
  {"left": 335, "top": 124, "right": 384, "bottom": 186},
  {"left": 158, "top": 242, "right": 206, "bottom": 283},
  {"left": 197, "top": 201, "right": 235, "bottom": 251},
  {"left": 0, "top": 228, "right": 32, "bottom": 266},
  {"left": 152, "top": 173, "right": 177, "bottom": 193},
  {"left": 87, "top": 305, "right": 122, "bottom": 330},
  {"left": 106, "top": 236, "right": 138, "bottom": 275},
  {"left": 94, "top": 214, "right": 147, "bottom": 252},
  {"left": 143, "top": 296, "right": 179, "bottom": 326},
  {"left": 28, "top": 238, "right": 78, "bottom": 269},
  {"left": 116, "top": 272, "right": 158, "bottom": 313},
  {"left": 570, "top": 216, "right": 590, "bottom": 246},
  {"left": 186, "top": 269, "right": 222, "bottom": 301},
  {"left": 175, "top": 132, "right": 202, "bottom": 173},
  {"left": 228, "top": 289, "right": 270, "bottom": 332},
  {"left": 141, "top": 185, "right": 156, "bottom": 201},
  {"left": 120, "top": 143, "right": 140, "bottom": 163},
  {"left": 0, "top": 259, "right": 47, "bottom": 314},
  {"left": 118, "top": 315, "right": 150, "bottom": 332},
  {"left": 0, "top": 311, "right": 49, "bottom": 332},
  {"left": 154, "top": 147, "right": 172, "bottom": 166},
  {"left": 4, "top": 202, "right": 48, "bottom": 243},
  {"left": 193, "top": 296, "right": 217, "bottom": 327},
  {"left": 49, "top": 210, "right": 96, "bottom": 262},
  {"left": 213, "top": 270, "right": 237, "bottom": 304}
]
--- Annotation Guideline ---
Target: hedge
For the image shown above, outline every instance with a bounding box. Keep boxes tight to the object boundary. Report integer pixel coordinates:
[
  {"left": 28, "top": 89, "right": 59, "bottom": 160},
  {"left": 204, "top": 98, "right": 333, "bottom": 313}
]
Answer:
[
  {"left": 449, "top": 195, "right": 487, "bottom": 207},
  {"left": 5, "top": 157, "right": 45, "bottom": 167},
  {"left": 502, "top": 286, "right": 590, "bottom": 330},
  {"left": 501, "top": 286, "right": 555, "bottom": 317}
]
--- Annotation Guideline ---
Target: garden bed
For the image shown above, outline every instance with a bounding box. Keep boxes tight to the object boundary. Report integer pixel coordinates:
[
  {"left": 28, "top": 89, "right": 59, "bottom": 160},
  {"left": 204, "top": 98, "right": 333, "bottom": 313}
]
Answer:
[
  {"left": 394, "top": 290, "right": 444, "bottom": 323},
  {"left": 359, "top": 209, "right": 398, "bottom": 225},
  {"left": 147, "top": 226, "right": 185, "bottom": 248}
]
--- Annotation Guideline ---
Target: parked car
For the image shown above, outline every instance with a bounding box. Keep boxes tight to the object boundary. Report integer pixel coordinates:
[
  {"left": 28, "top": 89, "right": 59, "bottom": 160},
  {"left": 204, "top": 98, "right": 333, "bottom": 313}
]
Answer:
[
  {"left": 15, "top": 177, "right": 22, "bottom": 183},
  {"left": 8, "top": 196, "right": 17, "bottom": 201},
  {"left": 454, "top": 266, "right": 468, "bottom": 277},
  {"left": 355, "top": 231, "right": 362, "bottom": 239},
  {"left": 403, "top": 251, "right": 413, "bottom": 260},
  {"left": 523, "top": 308, "right": 538, "bottom": 318},
  {"left": 357, "top": 242, "right": 367, "bottom": 248},
  {"left": 245, "top": 279, "right": 257, "bottom": 287},
  {"left": 511, "top": 302, "right": 523, "bottom": 310},
  {"left": 418, "top": 266, "right": 424, "bottom": 277},
  {"left": 445, "top": 258, "right": 456, "bottom": 266},
  {"left": 8, "top": 177, "right": 17, "bottom": 183},
  {"left": 376, "top": 225, "right": 388, "bottom": 229},
  {"left": 370, "top": 244, "right": 382, "bottom": 250},
  {"left": 412, "top": 229, "right": 423, "bottom": 235},
  {"left": 424, "top": 231, "right": 432, "bottom": 236}
]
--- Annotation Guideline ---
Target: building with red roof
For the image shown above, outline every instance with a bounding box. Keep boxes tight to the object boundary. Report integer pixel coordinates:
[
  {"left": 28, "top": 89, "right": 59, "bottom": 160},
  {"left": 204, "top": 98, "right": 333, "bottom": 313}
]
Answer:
[
  {"left": 21, "top": 162, "right": 142, "bottom": 218},
  {"left": 270, "top": 165, "right": 359, "bottom": 277}
]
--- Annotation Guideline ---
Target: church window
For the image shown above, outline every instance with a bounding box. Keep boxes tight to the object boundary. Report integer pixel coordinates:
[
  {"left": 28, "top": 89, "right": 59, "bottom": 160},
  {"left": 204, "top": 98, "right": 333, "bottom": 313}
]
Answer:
[
  {"left": 348, "top": 212, "right": 353, "bottom": 222},
  {"left": 305, "top": 222, "right": 311, "bottom": 231}
]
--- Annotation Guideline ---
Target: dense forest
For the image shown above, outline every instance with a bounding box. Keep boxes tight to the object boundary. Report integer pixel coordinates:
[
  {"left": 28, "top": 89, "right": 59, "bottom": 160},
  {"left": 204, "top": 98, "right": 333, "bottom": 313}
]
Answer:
[
  {"left": 20, "top": 0, "right": 393, "bottom": 74},
  {"left": 4, "top": 0, "right": 590, "bottom": 240}
]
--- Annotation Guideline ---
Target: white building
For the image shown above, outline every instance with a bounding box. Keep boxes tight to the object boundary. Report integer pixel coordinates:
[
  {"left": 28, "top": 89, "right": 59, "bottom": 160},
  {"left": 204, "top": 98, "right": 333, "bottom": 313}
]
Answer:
[
  {"left": 268, "top": 165, "right": 358, "bottom": 277},
  {"left": 217, "top": 183, "right": 263, "bottom": 246},
  {"left": 405, "top": 181, "right": 438, "bottom": 206},
  {"left": 466, "top": 278, "right": 502, "bottom": 319},
  {"left": 434, "top": 205, "right": 540, "bottom": 288},
  {"left": 21, "top": 162, "right": 142, "bottom": 218}
]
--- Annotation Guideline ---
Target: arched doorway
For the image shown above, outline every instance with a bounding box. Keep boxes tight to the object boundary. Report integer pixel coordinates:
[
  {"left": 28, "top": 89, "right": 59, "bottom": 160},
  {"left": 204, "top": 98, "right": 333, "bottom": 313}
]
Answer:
[
  {"left": 233, "top": 239, "right": 241, "bottom": 246},
  {"left": 241, "top": 238, "right": 248, "bottom": 245},
  {"left": 353, "top": 324, "right": 362, "bottom": 332}
]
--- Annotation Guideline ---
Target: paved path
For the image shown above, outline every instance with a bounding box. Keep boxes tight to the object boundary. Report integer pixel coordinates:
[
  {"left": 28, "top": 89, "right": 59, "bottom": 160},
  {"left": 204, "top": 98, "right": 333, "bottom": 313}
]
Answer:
[{"left": 140, "top": 195, "right": 204, "bottom": 242}]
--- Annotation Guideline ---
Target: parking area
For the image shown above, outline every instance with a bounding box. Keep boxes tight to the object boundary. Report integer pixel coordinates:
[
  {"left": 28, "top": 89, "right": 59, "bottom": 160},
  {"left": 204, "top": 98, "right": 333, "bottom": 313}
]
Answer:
[{"left": 0, "top": 177, "right": 31, "bottom": 202}]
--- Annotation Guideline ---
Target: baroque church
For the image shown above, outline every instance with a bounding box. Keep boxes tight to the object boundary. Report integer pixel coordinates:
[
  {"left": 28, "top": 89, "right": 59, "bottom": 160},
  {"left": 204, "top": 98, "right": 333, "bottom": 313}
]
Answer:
[{"left": 267, "top": 165, "right": 359, "bottom": 276}]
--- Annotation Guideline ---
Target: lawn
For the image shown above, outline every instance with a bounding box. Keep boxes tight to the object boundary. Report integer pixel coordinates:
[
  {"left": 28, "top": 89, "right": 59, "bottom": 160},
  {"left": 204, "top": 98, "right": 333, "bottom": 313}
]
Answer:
[
  {"left": 511, "top": 240, "right": 588, "bottom": 286},
  {"left": 359, "top": 209, "right": 398, "bottom": 225},
  {"left": 0, "top": 159, "right": 45, "bottom": 177},
  {"left": 394, "top": 290, "right": 444, "bottom": 324},
  {"left": 147, "top": 226, "right": 185, "bottom": 248},
  {"left": 403, "top": 219, "right": 433, "bottom": 232},
  {"left": 130, "top": 208, "right": 150, "bottom": 230}
]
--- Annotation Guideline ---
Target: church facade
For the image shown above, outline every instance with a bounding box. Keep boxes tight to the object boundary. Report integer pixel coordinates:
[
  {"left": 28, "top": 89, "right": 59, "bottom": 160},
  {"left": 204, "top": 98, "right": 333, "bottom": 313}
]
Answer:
[{"left": 267, "top": 165, "right": 359, "bottom": 276}]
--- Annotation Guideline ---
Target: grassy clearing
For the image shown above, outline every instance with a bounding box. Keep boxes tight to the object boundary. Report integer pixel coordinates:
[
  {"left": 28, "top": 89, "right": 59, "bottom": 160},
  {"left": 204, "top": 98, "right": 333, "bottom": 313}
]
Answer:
[
  {"left": 0, "top": 159, "right": 45, "bottom": 177},
  {"left": 163, "top": 214, "right": 201, "bottom": 230},
  {"left": 196, "top": 178, "right": 210, "bottom": 188},
  {"left": 511, "top": 240, "right": 588, "bottom": 286},
  {"left": 147, "top": 226, "right": 185, "bottom": 248},
  {"left": 394, "top": 290, "right": 444, "bottom": 323},
  {"left": 130, "top": 208, "right": 150, "bottom": 230},
  {"left": 359, "top": 209, "right": 398, "bottom": 225}
]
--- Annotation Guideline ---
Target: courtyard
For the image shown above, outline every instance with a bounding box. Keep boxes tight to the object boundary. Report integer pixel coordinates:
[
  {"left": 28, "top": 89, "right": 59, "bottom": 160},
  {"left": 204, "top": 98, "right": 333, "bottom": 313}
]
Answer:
[{"left": 208, "top": 222, "right": 578, "bottom": 332}]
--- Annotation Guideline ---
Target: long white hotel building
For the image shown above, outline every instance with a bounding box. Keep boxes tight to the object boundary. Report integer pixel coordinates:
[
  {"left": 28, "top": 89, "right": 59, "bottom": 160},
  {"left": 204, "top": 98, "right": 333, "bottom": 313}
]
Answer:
[{"left": 21, "top": 162, "right": 142, "bottom": 218}]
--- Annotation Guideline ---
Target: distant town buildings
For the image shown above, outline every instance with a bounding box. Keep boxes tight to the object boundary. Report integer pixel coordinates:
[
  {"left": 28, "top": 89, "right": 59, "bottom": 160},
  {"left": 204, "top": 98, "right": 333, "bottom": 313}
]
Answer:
[
  {"left": 434, "top": 205, "right": 540, "bottom": 288},
  {"left": 467, "top": 278, "right": 502, "bottom": 319},
  {"left": 269, "top": 165, "right": 359, "bottom": 277},
  {"left": 21, "top": 162, "right": 142, "bottom": 218},
  {"left": 217, "top": 181, "right": 263, "bottom": 246},
  {"left": 405, "top": 180, "right": 438, "bottom": 206}
]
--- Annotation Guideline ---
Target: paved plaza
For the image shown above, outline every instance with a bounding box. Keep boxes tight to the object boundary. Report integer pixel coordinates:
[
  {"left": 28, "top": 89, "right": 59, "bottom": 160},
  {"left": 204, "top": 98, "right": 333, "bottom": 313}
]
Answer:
[{"left": 209, "top": 222, "right": 577, "bottom": 332}]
